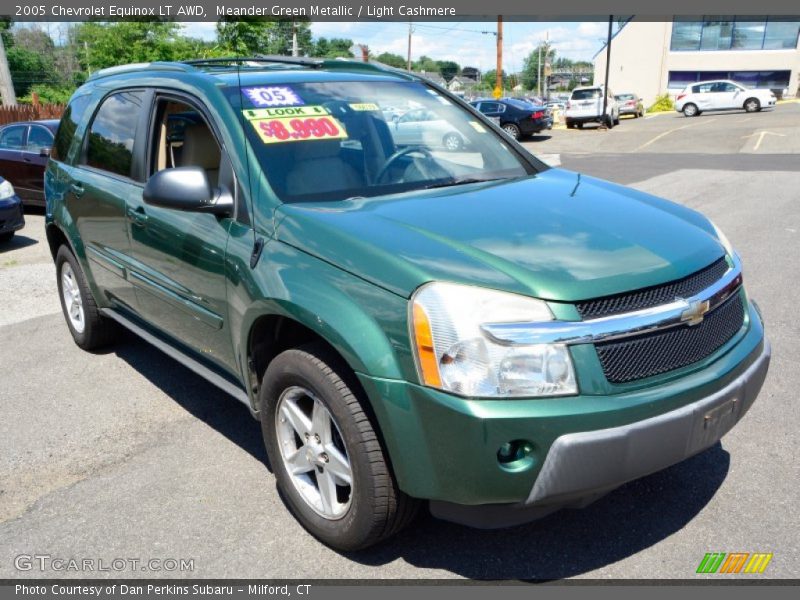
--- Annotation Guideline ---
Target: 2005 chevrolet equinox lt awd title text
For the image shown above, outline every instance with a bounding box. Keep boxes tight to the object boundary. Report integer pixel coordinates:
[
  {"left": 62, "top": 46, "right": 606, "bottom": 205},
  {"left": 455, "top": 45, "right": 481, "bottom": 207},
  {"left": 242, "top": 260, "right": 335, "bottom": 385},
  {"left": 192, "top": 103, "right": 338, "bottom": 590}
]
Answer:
[{"left": 45, "top": 57, "right": 770, "bottom": 550}]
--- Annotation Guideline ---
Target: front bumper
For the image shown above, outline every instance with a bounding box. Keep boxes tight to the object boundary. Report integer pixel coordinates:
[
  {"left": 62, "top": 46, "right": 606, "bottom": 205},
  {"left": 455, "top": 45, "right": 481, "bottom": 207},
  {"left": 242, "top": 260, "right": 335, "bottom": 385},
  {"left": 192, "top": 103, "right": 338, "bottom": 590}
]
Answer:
[
  {"left": 357, "top": 301, "right": 769, "bottom": 522},
  {"left": 0, "top": 196, "right": 25, "bottom": 235}
]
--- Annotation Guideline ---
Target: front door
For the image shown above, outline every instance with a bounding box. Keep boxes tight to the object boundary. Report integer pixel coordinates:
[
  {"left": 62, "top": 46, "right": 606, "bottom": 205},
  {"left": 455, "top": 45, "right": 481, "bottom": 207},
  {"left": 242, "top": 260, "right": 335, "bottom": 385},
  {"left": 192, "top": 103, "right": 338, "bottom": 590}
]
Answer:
[
  {"left": 125, "top": 94, "right": 236, "bottom": 373},
  {"left": 20, "top": 124, "right": 54, "bottom": 205}
]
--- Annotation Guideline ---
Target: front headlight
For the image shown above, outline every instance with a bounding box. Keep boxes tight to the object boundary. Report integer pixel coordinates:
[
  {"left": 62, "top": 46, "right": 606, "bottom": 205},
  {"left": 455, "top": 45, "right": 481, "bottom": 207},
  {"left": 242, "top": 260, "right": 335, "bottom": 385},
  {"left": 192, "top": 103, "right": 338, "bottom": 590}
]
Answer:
[
  {"left": 0, "top": 180, "right": 15, "bottom": 200},
  {"left": 410, "top": 282, "right": 577, "bottom": 397},
  {"left": 709, "top": 219, "right": 734, "bottom": 256}
]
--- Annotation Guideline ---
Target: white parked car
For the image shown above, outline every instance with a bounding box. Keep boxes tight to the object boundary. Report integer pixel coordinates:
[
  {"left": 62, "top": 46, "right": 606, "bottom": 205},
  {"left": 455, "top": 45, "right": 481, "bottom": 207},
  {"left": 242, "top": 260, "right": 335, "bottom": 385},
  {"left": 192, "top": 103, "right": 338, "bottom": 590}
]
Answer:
[
  {"left": 564, "top": 85, "right": 619, "bottom": 129},
  {"left": 674, "top": 80, "right": 776, "bottom": 117},
  {"left": 390, "top": 108, "right": 466, "bottom": 151}
]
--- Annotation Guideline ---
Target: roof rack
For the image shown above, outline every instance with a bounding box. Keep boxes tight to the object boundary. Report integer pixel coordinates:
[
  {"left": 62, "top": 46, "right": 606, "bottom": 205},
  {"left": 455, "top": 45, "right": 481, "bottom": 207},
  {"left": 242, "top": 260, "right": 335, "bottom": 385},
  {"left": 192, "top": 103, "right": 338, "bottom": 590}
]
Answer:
[
  {"left": 183, "top": 56, "right": 325, "bottom": 69},
  {"left": 86, "top": 61, "right": 191, "bottom": 81}
]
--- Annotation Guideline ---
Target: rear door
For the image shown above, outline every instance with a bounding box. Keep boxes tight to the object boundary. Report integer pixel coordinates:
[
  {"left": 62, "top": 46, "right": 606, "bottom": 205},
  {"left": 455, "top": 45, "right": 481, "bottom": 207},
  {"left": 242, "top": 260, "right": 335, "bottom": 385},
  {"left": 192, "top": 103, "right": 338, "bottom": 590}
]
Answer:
[
  {"left": 20, "top": 124, "right": 54, "bottom": 205},
  {"left": 0, "top": 125, "right": 27, "bottom": 198},
  {"left": 124, "top": 92, "right": 237, "bottom": 373},
  {"left": 691, "top": 83, "right": 716, "bottom": 110},
  {"left": 67, "top": 89, "right": 149, "bottom": 310}
]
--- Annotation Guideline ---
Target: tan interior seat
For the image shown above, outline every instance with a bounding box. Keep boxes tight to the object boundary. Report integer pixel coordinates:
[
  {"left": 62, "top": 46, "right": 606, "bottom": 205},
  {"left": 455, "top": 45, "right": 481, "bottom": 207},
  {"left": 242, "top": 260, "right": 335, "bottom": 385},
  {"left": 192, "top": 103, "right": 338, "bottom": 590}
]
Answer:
[{"left": 178, "top": 124, "right": 221, "bottom": 187}]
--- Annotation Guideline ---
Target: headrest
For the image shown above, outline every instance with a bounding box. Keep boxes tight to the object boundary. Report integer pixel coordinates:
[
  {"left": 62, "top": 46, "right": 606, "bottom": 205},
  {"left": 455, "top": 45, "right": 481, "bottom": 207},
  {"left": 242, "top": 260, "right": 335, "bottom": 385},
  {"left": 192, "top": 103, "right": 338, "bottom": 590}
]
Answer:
[{"left": 180, "top": 124, "right": 220, "bottom": 170}]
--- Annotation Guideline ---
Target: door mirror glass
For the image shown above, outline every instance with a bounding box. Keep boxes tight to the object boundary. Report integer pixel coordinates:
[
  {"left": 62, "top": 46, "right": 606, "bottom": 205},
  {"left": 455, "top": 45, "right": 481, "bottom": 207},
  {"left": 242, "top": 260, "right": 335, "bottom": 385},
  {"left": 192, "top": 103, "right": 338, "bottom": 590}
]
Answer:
[
  {"left": 143, "top": 166, "right": 232, "bottom": 216},
  {"left": 39, "top": 147, "right": 51, "bottom": 158}
]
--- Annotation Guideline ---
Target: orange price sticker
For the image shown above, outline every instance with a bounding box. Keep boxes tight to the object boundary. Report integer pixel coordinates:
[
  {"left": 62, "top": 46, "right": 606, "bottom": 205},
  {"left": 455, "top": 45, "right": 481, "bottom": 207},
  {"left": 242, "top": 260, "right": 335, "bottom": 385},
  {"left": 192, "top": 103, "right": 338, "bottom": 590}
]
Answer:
[{"left": 251, "top": 115, "right": 348, "bottom": 144}]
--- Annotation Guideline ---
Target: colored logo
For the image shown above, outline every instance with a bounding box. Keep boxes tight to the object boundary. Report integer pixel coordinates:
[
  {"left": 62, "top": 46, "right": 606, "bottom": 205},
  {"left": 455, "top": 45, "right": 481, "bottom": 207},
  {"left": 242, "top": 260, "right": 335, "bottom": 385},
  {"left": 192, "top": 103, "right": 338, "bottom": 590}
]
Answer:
[
  {"left": 697, "top": 552, "right": 773, "bottom": 574},
  {"left": 681, "top": 298, "right": 711, "bottom": 326}
]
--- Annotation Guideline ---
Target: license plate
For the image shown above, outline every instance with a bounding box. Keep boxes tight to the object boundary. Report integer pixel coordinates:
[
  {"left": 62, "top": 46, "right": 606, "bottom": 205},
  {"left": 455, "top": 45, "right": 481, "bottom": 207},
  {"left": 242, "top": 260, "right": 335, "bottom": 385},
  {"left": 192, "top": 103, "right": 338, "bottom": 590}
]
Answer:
[{"left": 696, "top": 397, "right": 739, "bottom": 448}]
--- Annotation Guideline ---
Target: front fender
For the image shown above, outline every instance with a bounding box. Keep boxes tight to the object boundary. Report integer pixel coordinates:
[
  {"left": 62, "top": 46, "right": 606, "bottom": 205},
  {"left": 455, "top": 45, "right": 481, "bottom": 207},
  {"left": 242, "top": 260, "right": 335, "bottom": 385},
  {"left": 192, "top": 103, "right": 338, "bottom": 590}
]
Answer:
[{"left": 226, "top": 231, "right": 417, "bottom": 411}]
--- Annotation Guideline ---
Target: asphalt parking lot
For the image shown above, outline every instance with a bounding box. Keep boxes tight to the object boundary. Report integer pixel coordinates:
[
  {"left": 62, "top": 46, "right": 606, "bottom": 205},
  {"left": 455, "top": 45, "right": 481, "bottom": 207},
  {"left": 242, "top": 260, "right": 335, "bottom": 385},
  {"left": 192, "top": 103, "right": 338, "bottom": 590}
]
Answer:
[{"left": 1, "top": 103, "right": 798, "bottom": 580}]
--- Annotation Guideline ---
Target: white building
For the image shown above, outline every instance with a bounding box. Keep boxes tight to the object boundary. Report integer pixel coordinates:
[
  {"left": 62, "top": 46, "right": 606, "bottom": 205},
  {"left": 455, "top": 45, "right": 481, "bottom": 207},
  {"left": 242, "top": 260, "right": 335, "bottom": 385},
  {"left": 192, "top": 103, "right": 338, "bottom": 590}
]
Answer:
[{"left": 593, "top": 17, "right": 800, "bottom": 106}]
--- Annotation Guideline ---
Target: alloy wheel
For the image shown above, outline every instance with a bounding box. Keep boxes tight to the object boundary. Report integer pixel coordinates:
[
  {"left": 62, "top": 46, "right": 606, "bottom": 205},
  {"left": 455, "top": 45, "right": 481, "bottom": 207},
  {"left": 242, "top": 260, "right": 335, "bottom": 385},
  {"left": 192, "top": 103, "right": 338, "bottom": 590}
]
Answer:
[
  {"left": 61, "top": 262, "right": 85, "bottom": 334},
  {"left": 275, "top": 386, "right": 353, "bottom": 519}
]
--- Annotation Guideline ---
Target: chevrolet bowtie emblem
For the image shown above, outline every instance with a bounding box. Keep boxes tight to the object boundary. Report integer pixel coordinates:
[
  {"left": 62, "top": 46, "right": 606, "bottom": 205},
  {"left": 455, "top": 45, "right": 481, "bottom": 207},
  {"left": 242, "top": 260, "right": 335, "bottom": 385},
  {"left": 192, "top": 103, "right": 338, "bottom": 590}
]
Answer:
[{"left": 681, "top": 299, "right": 711, "bottom": 326}]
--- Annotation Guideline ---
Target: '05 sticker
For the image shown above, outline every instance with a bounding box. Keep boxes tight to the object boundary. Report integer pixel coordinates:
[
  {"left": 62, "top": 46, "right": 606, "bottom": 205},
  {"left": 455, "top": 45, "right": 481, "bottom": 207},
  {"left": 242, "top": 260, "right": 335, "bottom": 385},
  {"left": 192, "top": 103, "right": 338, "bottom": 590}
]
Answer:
[
  {"left": 250, "top": 115, "right": 348, "bottom": 144},
  {"left": 242, "top": 86, "right": 304, "bottom": 107}
]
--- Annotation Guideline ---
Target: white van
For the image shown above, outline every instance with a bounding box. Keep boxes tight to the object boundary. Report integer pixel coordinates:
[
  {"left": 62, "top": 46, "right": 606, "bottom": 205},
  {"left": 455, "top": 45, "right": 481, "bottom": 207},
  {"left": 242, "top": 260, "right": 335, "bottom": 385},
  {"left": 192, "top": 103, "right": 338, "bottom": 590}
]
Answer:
[{"left": 565, "top": 86, "right": 620, "bottom": 129}]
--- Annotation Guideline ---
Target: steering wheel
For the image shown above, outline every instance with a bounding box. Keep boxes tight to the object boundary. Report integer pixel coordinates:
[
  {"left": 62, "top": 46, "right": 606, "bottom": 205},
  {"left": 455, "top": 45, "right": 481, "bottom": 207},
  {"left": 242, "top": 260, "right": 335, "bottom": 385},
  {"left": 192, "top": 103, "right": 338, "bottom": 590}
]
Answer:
[{"left": 375, "top": 146, "right": 438, "bottom": 184}]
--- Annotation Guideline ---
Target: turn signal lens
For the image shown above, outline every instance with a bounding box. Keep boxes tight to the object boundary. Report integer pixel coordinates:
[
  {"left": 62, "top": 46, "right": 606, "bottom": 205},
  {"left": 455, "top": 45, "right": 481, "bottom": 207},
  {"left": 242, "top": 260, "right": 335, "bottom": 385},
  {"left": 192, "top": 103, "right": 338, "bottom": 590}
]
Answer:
[{"left": 412, "top": 302, "right": 442, "bottom": 387}]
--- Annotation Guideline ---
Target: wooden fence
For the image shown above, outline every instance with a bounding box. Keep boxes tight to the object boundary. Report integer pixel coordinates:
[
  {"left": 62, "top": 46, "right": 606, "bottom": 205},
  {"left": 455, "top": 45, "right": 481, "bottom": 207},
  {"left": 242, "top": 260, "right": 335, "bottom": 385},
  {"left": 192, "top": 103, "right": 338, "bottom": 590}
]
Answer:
[{"left": 0, "top": 103, "right": 65, "bottom": 125}]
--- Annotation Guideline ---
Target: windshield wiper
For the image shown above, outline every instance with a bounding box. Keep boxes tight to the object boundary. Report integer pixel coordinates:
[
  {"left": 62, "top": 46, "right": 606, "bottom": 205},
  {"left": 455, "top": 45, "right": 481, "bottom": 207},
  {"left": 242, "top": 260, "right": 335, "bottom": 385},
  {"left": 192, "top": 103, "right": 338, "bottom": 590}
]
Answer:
[{"left": 423, "top": 176, "right": 507, "bottom": 190}]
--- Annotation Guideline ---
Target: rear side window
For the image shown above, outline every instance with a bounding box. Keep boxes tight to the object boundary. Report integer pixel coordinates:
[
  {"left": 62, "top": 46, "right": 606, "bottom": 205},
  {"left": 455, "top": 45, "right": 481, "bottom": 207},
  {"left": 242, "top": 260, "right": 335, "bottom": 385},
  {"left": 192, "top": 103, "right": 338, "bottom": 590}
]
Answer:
[
  {"left": 51, "top": 94, "right": 92, "bottom": 162},
  {"left": 571, "top": 89, "right": 601, "bottom": 100},
  {"left": 27, "top": 126, "right": 54, "bottom": 152},
  {"left": 83, "top": 91, "right": 145, "bottom": 178}
]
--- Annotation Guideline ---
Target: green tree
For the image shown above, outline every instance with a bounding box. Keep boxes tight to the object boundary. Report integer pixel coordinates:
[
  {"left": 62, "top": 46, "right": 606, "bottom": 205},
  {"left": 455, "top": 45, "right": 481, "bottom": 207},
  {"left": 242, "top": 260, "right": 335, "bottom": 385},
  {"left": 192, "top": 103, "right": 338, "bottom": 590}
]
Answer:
[
  {"left": 436, "top": 60, "right": 460, "bottom": 82},
  {"left": 374, "top": 52, "right": 406, "bottom": 68},
  {"left": 216, "top": 18, "right": 312, "bottom": 56},
  {"left": 521, "top": 43, "right": 556, "bottom": 91},
  {"left": 312, "top": 37, "right": 353, "bottom": 58},
  {"left": 413, "top": 55, "right": 438, "bottom": 73}
]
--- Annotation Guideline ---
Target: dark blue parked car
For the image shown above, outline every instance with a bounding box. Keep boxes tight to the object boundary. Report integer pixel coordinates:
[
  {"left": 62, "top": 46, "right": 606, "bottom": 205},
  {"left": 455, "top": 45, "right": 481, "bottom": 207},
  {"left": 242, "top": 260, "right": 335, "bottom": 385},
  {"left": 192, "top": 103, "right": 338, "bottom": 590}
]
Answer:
[
  {"left": 0, "top": 175, "right": 24, "bottom": 242},
  {"left": 470, "top": 98, "right": 551, "bottom": 140}
]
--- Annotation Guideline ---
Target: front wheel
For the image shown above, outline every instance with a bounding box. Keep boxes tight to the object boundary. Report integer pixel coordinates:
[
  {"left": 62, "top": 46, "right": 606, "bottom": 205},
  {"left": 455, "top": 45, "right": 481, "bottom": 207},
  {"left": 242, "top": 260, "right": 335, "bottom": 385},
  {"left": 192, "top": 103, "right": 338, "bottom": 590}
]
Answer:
[
  {"left": 0, "top": 231, "right": 13, "bottom": 243},
  {"left": 261, "top": 343, "right": 419, "bottom": 551},
  {"left": 501, "top": 123, "right": 521, "bottom": 140},
  {"left": 55, "top": 245, "right": 119, "bottom": 350},
  {"left": 744, "top": 98, "right": 760, "bottom": 113}
]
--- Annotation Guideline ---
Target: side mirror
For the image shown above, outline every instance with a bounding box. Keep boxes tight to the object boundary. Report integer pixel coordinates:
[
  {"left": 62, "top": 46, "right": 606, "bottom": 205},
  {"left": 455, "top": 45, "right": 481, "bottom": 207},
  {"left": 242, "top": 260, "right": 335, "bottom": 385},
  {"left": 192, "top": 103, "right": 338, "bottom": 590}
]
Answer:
[
  {"left": 143, "top": 166, "right": 233, "bottom": 217},
  {"left": 39, "top": 147, "right": 51, "bottom": 158}
]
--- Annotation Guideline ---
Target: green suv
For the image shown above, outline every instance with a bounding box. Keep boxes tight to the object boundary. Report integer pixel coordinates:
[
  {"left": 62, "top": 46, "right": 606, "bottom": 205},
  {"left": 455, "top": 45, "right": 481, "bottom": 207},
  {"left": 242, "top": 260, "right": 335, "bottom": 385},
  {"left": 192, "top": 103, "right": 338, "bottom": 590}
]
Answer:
[{"left": 45, "top": 57, "right": 770, "bottom": 550}]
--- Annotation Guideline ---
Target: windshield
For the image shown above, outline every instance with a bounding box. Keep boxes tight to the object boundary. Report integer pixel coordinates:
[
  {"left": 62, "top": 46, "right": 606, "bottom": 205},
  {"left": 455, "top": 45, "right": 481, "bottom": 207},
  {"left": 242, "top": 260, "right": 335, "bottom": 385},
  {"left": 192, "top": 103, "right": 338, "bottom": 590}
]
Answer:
[
  {"left": 571, "top": 89, "right": 601, "bottom": 100},
  {"left": 226, "top": 80, "right": 534, "bottom": 203}
]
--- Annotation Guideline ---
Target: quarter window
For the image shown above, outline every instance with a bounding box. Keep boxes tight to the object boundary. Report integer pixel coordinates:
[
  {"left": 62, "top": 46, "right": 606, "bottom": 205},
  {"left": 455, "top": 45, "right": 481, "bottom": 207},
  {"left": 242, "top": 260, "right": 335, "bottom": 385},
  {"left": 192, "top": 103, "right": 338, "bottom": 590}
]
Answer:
[
  {"left": 0, "top": 125, "right": 26, "bottom": 150},
  {"left": 84, "top": 91, "right": 145, "bottom": 178}
]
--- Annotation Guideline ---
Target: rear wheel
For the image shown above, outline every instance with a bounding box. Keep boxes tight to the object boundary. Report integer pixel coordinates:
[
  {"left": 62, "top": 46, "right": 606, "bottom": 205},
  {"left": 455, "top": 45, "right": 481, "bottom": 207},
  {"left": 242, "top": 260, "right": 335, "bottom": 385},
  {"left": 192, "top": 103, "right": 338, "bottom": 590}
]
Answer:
[
  {"left": 501, "top": 123, "right": 521, "bottom": 140},
  {"left": 442, "top": 132, "right": 463, "bottom": 151},
  {"left": 55, "top": 245, "right": 119, "bottom": 350},
  {"left": 0, "top": 231, "right": 13, "bottom": 243},
  {"left": 683, "top": 103, "right": 699, "bottom": 117},
  {"left": 744, "top": 98, "right": 760, "bottom": 113},
  {"left": 576, "top": 122, "right": 584, "bottom": 129},
  {"left": 261, "top": 343, "right": 419, "bottom": 551},
  {"left": 605, "top": 114, "right": 614, "bottom": 129},
  {"left": 566, "top": 120, "right": 575, "bottom": 129}
]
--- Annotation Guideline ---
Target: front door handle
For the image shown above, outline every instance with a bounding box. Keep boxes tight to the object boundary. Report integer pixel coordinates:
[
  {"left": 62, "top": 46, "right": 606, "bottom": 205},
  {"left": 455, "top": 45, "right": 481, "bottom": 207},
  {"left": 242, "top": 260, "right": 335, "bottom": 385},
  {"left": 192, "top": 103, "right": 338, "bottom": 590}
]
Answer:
[
  {"left": 70, "top": 183, "right": 85, "bottom": 198},
  {"left": 126, "top": 206, "right": 148, "bottom": 227}
]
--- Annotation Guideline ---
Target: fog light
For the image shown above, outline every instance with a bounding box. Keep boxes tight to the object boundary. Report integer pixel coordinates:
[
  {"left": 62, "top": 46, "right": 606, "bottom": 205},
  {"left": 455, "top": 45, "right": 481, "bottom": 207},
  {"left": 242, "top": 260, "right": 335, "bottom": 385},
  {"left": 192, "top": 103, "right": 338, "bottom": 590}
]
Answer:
[{"left": 497, "top": 439, "right": 535, "bottom": 471}]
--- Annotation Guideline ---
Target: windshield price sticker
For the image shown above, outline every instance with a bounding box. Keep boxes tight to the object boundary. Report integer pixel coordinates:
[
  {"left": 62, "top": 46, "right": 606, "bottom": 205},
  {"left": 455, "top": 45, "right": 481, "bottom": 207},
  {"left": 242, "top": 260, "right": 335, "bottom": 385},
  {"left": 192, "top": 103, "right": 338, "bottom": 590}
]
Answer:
[
  {"left": 242, "top": 86, "right": 304, "bottom": 107},
  {"left": 251, "top": 116, "right": 348, "bottom": 144},
  {"left": 469, "top": 121, "right": 487, "bottom": 133},
  {"left": 243, "top": 106, "right": 329, "bottom": 120},
  {"left": 349, "top": 103, "right": 380, "bottom": 111}
]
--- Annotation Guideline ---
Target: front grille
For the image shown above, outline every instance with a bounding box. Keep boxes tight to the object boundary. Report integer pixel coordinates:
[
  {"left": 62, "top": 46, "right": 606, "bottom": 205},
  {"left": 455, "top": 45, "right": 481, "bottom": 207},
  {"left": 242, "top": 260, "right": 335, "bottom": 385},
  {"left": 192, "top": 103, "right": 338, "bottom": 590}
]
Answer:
[
  {"left": 595, "top": 293, "right": 745, "bottom": 384},
  {"left": 576, "top": 257, "right": 729, "bottom": 320}
]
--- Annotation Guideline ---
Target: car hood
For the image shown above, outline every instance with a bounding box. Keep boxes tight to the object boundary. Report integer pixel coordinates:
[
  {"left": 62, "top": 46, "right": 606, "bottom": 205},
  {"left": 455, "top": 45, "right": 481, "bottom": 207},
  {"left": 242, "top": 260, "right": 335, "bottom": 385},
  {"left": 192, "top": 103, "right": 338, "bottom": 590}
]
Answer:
[{"left": 275, "top": 168, "right": 725, "bottom": 302}]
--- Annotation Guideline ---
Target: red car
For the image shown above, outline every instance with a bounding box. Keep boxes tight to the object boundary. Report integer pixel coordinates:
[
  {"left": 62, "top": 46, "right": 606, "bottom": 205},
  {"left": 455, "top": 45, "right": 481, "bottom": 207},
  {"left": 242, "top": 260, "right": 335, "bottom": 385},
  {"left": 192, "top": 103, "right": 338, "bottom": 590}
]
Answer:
[{"left": 0, "top": 120, "right": 59, "bottom": 207}]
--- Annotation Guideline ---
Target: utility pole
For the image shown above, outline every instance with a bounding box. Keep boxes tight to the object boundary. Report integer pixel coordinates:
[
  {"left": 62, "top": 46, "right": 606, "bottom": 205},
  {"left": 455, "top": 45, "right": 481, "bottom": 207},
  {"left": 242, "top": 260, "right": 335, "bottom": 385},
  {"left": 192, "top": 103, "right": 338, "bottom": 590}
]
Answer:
[
  {"left": 494, "top": 16, "right": 503, "bottom": 98},
  {"left": 0, "top": 32, "right": 16, "bottom": 106},
  {"left": 406, "top": 21, "right": 413, "bottom": 71},
  {"left": 602, "top": 15, "right": 613, "bottom": 125},
  {"left": 291, "top": 19, "right": 299, "bottom": 57}
]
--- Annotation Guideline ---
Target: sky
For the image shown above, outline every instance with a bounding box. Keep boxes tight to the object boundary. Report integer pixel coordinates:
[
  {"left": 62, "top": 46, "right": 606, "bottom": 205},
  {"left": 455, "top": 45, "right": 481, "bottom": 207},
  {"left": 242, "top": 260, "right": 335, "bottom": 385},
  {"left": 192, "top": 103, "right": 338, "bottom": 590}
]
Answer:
[{"left": 181, "top": 21, "right": 610, "bottom": 72}]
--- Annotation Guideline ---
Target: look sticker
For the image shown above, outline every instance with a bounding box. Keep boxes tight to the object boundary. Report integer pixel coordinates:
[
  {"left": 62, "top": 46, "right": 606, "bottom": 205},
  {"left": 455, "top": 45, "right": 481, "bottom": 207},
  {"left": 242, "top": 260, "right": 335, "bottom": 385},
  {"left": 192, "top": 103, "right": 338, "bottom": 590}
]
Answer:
[
  {"left": 243, "top": 105, "right": 329, "bottom": 120},
  {"left": 242, "top": 86, "right": 304, "bottom": 107},
  {"left": 349, "top": 103, "right": 380, "bottom": 111},
  {"left": 468, "top": 121, "right": 487, "bottom": 133},
  {"left": 250, "top": 115, "right": 348, "bottom": 145}
]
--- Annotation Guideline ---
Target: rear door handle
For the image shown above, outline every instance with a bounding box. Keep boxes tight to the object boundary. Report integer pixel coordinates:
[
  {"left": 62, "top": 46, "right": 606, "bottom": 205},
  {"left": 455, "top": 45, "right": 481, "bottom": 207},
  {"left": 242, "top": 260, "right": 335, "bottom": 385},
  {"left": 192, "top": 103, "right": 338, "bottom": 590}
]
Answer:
[
  {"left": 69, "top": 183, "right": 85, "bottom": 198},
  {"left": 126, "top": 206, "right": 148, "bottom": 227}
]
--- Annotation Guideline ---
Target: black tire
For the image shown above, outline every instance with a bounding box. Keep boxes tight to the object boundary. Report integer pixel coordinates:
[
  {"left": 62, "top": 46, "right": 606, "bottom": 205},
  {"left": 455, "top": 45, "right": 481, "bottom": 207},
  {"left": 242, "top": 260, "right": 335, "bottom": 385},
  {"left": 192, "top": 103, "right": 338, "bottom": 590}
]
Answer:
[
  {"left": 260, "top": 343, "right": 419, "bottom": 551},
  {"left": 0, "top": 231, "right": 13, "bottom": 243},
  {"left": 605, "top": 114, "right": 614, "bottom": 129},
  {"left": 744, "top": 98, "right": 760, "bottom": 113},
  {"left": 501, "top": 123, "right": 521, "bottom": 140},
  {"left": 683, "top": 103, "right": 699, "bottom": 117},
  {"left": 442, "top": 132, "right": 463, "bottom": 151},
  {"left": 613, "top": 115, "right": 620, "bottom": 126},
  {"left": 576, "top": 122, "right": 584, "bottom": 129},
  {"left": 566, "top": 120, "right": 575, "bottom": 129},
  {"left": 55, "top": 245, "right": 119, "bottom": 350}
]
